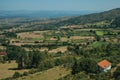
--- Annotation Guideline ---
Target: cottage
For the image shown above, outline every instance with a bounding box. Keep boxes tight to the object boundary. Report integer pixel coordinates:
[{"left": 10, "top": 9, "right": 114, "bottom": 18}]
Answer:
[
  {"left": 0, "top": 52, "right": 7, "bottom": 56},
  {"left": 97, "top": 59, "right": 111, "bottom": 72}
]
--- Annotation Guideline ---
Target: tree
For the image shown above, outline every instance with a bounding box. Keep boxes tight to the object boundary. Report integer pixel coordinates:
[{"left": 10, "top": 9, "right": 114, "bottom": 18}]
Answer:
[
  {"left": 72, "top": 60, "right": 81, "bottom": 75},
  {"left": 113, "top": 66, "right": 120, "bottom": 80},
  {"left": 13, "top": 72, "right": 21, "bottom": 78},
  {"left": 79, "top": 58, "right": 98, "bottom": 73},
  {"left": 95, "top": 35, "right": 101, "bottom": 41},
  {"left": 94, "top": 72, "right": 110, "bottom": 80},
  {"left": 72, "top": 58, "right": 98, "bottom": 75},
  {"left": 16, "top": 48, "right": 26, "bottom": 69},
  {"left": 3, "top": 32, "right": 17, "bottom": 38},
  {"left": 74, "top": 72, "right": 88, "bottom": 80},
  {"left": 23, "top": 52, "right": 29, "bottom": 68},
  {"left": 111, "top": 17, "right": 120, "bottom": 28},
  {"left": 38, "top": 59, "right": 54, "bottom": 71},
  {"left": 23, "top": 71, "right": 29, "bottom": 76},
  {"left": 27, "top": 51, "right": 34, "bottom": 68},
  {"left": 55, "top": 58, "right": 64, "bottom": 66},
  {"left": 32, "top": 51, "right": 47, "bottom": 68}
]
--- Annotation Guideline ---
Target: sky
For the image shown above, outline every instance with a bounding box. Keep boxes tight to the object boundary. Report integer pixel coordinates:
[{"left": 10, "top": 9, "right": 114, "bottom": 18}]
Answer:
[{"left": 0, "top": 0, "right": 120, "bottom": 11}]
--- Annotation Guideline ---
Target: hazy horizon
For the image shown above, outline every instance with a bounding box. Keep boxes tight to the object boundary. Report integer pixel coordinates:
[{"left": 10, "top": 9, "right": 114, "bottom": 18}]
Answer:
[{"left": 0, "top": 0, "right": 120, "bottom": 11}]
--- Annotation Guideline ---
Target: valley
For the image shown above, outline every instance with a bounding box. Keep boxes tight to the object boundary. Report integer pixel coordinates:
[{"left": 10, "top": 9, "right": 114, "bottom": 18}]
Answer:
[{"left": 0, "top": 8, "right": 120, "bottom": 80}]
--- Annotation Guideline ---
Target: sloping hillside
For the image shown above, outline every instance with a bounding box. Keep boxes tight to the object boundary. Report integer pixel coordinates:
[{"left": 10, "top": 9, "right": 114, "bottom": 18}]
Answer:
[
  {"left": 56, "top": 8, "right": 120, "bottom": 25},
  {"left": 32, "top": 8, "right": 120, "bottom": 30}
]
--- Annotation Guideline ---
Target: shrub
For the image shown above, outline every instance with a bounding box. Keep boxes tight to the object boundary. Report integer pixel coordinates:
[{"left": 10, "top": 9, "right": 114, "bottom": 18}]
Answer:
[
  {"left": 12, "top": 72, "right": 21, "bottom": 78},
  {"left": 23, "top": 71, "right": 29, "bottom": 76},
  {"left": 113, "top": 66, "right": 120, "bottom": 80},
  {"left": 29, "top": 69, "right": 37, "bottom": 74}
]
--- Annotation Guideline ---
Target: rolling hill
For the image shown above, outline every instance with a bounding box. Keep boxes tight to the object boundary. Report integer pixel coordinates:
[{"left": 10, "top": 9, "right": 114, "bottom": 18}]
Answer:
[
  {"left": 0, "top": 10, "right": 99, "bottom": 18},
  {"left": 0, "top": 8, "right": 120, "bottom": 31},
  {"left": 56, "top": 8, "right": 120, "bottom": 25}
]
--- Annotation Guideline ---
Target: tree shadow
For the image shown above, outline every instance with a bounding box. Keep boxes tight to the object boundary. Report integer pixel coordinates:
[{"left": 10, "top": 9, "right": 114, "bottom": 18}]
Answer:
[{"left": 8, "top": 68, "right": 21, "bottom": 70}]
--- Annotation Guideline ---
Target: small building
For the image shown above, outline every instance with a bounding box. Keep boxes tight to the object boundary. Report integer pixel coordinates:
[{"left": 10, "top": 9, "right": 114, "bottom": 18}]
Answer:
[
  {"left": 0, "top": 52, "right": 8, "bottom": 63},
  {"left": 0, "top": 52, "right": 7, "bottom": 56},
  {"left": 97, "top": 59, "right": 111, "bottom": 72}
]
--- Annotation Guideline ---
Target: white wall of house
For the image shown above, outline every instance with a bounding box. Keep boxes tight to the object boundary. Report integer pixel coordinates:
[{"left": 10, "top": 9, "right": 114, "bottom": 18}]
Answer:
[{"left": 103, "top": 65, "right": 111, "bottom": 72}]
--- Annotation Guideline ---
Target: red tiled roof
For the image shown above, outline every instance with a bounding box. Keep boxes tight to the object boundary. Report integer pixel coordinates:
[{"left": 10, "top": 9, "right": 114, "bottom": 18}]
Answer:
[
  {"left": 0, "top": 52, "right": 7, "bottom": 55},
  {"left": 98, "top": 59, "right": 111, "bottom": 69}
]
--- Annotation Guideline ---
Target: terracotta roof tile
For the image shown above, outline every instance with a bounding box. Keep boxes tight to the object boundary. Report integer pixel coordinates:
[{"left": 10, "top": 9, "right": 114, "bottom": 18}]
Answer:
[{"left": 98, "top": 59, "right": 111, "bottom": 69}]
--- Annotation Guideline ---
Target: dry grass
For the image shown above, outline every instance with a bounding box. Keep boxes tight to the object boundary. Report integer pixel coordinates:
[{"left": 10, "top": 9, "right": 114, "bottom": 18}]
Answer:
[
  {"left": 0, "top": 46, "right": 6, "bottom": 50},
  {"left": 70, "top": 36, "right": 94, "bottom": 40},
  {"left": 0, "top": 61, "right": 29, "bottom": 79},
  {"left": 60, "top": 37, "right": 68, "bottom": 41},
  {"left": 10, "top": 43, "right": 35, "bottom": 46},
  {"left": 20, "top": 66, "right": 70, "bottom": 80},
  {"left": 61, "top": 25, "right": 82, "bottom": 29},
  {"left": 61, "top": 36, "right": 94, "bottom": 41},
  {"left": 17, "top": 31, "right": 45, "bottom": 39},
  {"left": 49, "top": 46, "right": 67, "bottom": 53},
  {"left": 24, "top": 47, "right": 48, "bottom": 52},
  {"left": 75, "top": 28, "right": 102, "bottom": 31},
  {"left": 39, "top": 47, "right": 48, "bottom": 52},
  {"left": 49, "top": 38, "right": 57, "bottom": 40}
]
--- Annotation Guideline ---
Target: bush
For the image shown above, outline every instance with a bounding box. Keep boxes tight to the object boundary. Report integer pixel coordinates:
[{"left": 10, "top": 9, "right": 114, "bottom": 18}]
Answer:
[
  {"left": 55, "top": 58, "right": 64, "bottom": 66},
  {"left": 113, "top": 66, "right": 120, "bottom": 80},
  {"left": 28, "top": 69, "right": 37, "bottom": 74},
  {"left": 23, "top": 71, "right": 29, "bottom": 76},
  {"left": 12, "top": 72, "right": 21, "bottom": 78},
  {"left": 74, "top": 72, "right": 88, "bottom": 80},
  {"left": 72, "top": 58, "right": 98, "bottom": 75},
  {"left": 38, "top": 59, "right": 55, "bottom": 71}
]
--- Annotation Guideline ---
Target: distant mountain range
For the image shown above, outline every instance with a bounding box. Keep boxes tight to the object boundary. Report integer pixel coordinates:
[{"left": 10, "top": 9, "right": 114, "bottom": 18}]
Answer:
[
  {"left": 56, "top": 8, "right": 120, "bottom": 25},
  {"left": 0, "top": 8, "right": 120, "bottom": 31},
  {"left": 23, "top": 8, "right": 120, "bottom": 30},
  {"left": 0, "top": 10, "right": 101, "bottom": 18}
]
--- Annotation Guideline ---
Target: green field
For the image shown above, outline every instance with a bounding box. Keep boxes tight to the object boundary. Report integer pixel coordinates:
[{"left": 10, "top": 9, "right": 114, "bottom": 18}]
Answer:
[
  {"left": 89, "top": 41, "right": 109, "bottom": 48},
  {"left": 96, "top": 31, "right": 104, "bottom": 36},
  {"left": 31, "top": 38, "right": 43, "bottom": 40}
]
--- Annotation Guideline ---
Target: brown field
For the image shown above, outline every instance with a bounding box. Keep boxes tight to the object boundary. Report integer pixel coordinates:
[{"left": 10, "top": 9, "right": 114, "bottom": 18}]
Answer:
[
  {"left": 20, "top": 66, "right": 70, "bottom": 80},
  {"left": 49, "top": 37, "right": 57, "bottom": 40},
  {"left": 61, "top": 25, "right": 83, "bottom": 29},
  {"left": 39, "top": 47, "right": 48, "bottom": 52},
  {"left": 49, "top": 46, "right": 67, "bottom": 53},
  {"left": 24, "top": 47, "right": 48, "bottom": 52},
  {"left": 0, "top": 61, "right": 29, "bottom": 79},
  {"left": 17, "top": 31, "right": 45, "bottom": 39},
  {"left": 60, "top": 36, "right": 94, "bottom": 42},
  {"left": 70, "top": 36, "right": 94, "bottom": 40},
  {"left": 10, "top": 42, "right": 35, "bottom": 46},
  {"left": 75, "top": 28, "right": 102, "bottom": 31},
  {"left": 60, "top": 37, "right": 68, "bottom": 41}
]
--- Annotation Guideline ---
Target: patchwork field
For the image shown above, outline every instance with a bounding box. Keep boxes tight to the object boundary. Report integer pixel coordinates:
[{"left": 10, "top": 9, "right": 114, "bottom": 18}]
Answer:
[
  {"left": 0, "top": 7, "right": 120, "bottom": 80},
  {"left": 17, "top": 31, "right": 45, "bottom": 39}
]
